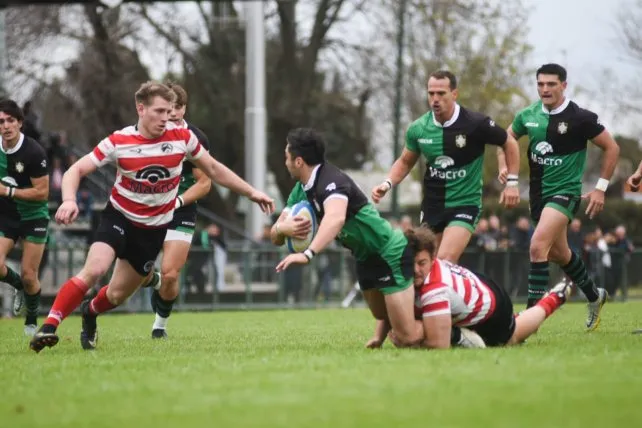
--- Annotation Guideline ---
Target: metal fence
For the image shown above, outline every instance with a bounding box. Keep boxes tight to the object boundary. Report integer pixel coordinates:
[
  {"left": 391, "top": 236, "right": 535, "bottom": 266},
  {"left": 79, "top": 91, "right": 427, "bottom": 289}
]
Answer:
[{"left": 4, "top": 241, "right": 638, "bottom": 313}]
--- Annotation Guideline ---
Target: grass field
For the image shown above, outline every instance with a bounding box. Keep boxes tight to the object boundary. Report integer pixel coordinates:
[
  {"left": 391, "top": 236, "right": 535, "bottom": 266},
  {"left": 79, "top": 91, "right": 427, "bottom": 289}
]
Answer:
[{"left": 1, "top": 303, "right": 642, "bottom": 428}]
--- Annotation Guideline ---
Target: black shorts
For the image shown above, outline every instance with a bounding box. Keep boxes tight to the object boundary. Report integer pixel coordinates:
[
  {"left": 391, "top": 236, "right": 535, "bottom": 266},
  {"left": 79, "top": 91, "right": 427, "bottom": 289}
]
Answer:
[
  {"left": 530, "top": 194, "right": 580, "bottom": 223},
  {"left": 356, "top": 233, "right": 414, "bottom": 295},
  {"left": 93, "top": 204, "right": 167, "bottom": 276},
  {"left": 0, "top": 215, "right": 49, "bottom": 244},
  {"left": 167, "top": 205, "right": 197, "bottom": 233},
  {"left": 420, "top": 204, "right": 480, "bottom": 234},
  {"left": 468, "top": 272, "right": 516, "bottom": 347}
]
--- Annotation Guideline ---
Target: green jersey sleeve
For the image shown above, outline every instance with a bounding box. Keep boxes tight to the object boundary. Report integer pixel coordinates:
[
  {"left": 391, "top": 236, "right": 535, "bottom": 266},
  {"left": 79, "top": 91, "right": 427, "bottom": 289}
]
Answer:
[
  {"left": 405, "top": 124, "right": 419, "bottom": 153},
  {"left": 511, "top": 109, "right": 527, "bottom": 138}
]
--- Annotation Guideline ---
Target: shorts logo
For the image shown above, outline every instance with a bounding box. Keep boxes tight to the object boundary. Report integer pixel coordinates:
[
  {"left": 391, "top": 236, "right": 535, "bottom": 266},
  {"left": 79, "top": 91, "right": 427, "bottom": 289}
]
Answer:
[
  {"left": 113, "top": 225, "right": 125, "bottom": 235},
  {"left": 33, "top": 227, "right": 47, "bottom": 232},
  {"left": 143, "top": 260, "right": 155, "bottom": 273},
  {"left": 41, "top": 159, "right": 47, "bottom": 168},
  {"left": 455, "top": 213, "right": 473, "bottom": 220},
  {"left": 135, "top": 165, "right": 171, "bottom": 184},
  {"left": 181, "top": 221, "right": 195, "bottom": 227},
  {"left": 378, "top": 276, "right": 391, "bottom": 282}
]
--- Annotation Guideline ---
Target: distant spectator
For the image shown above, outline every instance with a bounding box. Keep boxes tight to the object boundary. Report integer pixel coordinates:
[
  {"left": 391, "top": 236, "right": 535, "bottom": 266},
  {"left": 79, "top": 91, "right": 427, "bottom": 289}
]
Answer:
[
  {"left": 22, "top": 100, "right": 42, "bottom": 142},
  {"left": 567, "top": 218, "right": 584, "bottom": 254},
  {"left": 608, "top": 225, "right": 634, "bottom": 298},
  {"left": 49, "top": 157, "right": 64, "bottom": 202},
  {"left": 508, "top": 216, "right": 532, "bottom": 297}
]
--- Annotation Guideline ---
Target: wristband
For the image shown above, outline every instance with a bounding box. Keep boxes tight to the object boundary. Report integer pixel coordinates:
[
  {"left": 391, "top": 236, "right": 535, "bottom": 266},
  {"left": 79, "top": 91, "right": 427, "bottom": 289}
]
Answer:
[
  {"left": 506, "top": 181, "right": 519, "bottom": 187},
  {"left": 303, "top": 248, "right": 316, "bottom": 261},
  {"left": 506, "top": 174, "right": 518, "bottom": 181},
  {"left": 5, "top": 186, "right": 12, "bottom": 197},
  {"left": 595, "top": 178, "right": 609, "bottom": 192},
  {"left": 175, "top": 195, "right": 184, "bottom": 209},
  {"left": 383, "top": 179, "right": 393, "bottom": 190}
]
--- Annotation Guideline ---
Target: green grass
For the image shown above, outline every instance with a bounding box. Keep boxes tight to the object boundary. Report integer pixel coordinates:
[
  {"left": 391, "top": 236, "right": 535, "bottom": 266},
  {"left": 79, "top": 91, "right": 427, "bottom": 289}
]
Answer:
[{"left": 1, "top": 303, "right": 642, "bottom": 428}]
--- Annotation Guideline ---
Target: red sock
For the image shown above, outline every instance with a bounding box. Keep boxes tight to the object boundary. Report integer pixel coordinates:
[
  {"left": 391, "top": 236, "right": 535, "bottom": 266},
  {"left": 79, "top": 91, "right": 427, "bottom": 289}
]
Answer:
[
  {"left": 536, "top": 293, "right": 563, "bottom": 318},
  {"left": 89, "top": 286, "right": 118, "bottom": 315},
  {"left": 45, "top": 277, "right": 89, "bottom": 328}
]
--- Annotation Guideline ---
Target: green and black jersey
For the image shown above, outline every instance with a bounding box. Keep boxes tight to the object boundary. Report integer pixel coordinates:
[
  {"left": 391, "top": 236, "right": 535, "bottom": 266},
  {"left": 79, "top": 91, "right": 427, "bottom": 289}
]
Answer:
[
  {"left": 406, "top": 104, "right": 507, "bottom": 209},
  {"left": 511, "top": 98, "right": 604, "bottom": 202},
  {"left": 0, "top": 133, "right": 49, "bottom": 221},
  {"left": 178, "top": 122, "right": 211, "bottom": 197},
  {"left": 285, "top": 163, "right": 404, "bottom": 262}
]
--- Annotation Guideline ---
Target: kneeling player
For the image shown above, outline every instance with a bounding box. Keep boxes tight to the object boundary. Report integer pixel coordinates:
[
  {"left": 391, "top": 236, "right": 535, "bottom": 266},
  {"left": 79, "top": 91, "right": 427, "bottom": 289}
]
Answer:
[{"left": 403, "top": 226, "right": 570, "bottom": 348}]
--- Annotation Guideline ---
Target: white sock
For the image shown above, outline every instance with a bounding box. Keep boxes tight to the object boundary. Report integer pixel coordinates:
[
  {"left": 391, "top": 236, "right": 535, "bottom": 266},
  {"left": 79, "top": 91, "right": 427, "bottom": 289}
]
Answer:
[{"left": 153, "top": 313, "right": 168, "bottom": 330}]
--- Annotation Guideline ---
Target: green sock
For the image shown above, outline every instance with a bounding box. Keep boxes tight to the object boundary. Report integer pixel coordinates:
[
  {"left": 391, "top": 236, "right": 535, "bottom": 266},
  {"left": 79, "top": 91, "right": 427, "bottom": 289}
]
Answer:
[
  {"left": 561, "top": 252, "right": 599, "bottom": 302},
  {"left": 527, "top": 261, "right": 549, "bottom": 308},
  {"left": 0, "top": 265, "right": 23, "bottom": 291}
]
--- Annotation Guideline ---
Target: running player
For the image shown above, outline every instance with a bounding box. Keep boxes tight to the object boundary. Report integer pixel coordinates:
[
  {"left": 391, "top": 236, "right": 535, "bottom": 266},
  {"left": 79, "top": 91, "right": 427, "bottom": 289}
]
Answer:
[
  {"left": 29, "top": 81, "right": 274, "bottom": 352},
  {"left": 404, "top": 226, "right": 571, "bottom": 349},
  {"left": 499, "top": 63, "right": 619, "bottom": 330},
  {"left": 272, "top": 128, "right": 423, "bottom": 348},
  {"left": 0, "top": 99, "right": 50, "bottom": 336},
  {"left": 372, "top": 70, "right": 520, "bottom": 263},
  {"left": 140, "top": 82, "right": 212, "bottom": 339}
]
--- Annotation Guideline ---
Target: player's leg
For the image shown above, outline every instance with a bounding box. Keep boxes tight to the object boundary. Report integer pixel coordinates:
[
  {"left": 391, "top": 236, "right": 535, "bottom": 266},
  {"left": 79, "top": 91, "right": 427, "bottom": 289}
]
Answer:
[
  {"left": 508, "top": 279, "right": 571, "bottom": 345},
  {"left": 20, "top": 240, "right": 46, "bottom": 335},
  {"left": 29, "top": 242, "right": 116, "bottom": 352},
  {"left": 151, "top": 233, "right": 192, "bottom": 338},
  {"left": 527, "top": 207, "right": 568, "bottom": 308},
  {"left": 0, "top": 233, "right": 23, "bottom": 315},
  {"left": 548, "top": 228, "right": 607, "bottom": 331},
  {"left": 435, "top": 206, "right": 478, "bottom": 263},
  {"left": 80, "top": 258, "right": 147, "bottom": 350}
]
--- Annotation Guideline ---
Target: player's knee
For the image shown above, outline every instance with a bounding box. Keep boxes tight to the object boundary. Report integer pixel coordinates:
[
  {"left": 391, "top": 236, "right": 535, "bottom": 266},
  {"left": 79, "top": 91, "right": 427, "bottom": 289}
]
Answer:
[
  {"left": 80, "top": 263, "right": 110, "bottom": 283},
  {"left": 160, "top": 268, "right": 180, "bottom": 288},
  {"left": 20, "top": 268, "right": 39, "bottom": 288},
  {"left": 529, "top": 239, "right": 549, "bottom": 261}
]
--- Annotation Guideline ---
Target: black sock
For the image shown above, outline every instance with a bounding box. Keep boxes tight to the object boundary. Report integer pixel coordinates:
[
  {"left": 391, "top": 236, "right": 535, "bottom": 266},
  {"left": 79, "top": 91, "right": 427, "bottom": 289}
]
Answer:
[
  {"left": 41, "top": 324, "right": 56, "bottom": 334},
  {"left": 527, "top": 261, "right": 549, "bottom": 308},
  {"left": 1, "top": 265, "right": 23, "bottom": 290},
  {"left": 152, "top": 290, "right": 175, "bottom": 318},
  {"left": 25, "top": 290, "right": 41, "bottom": 325},
  {"left": 561, "top": 252, "right": 599, "bottom": 302},
  {"left": 450, "top": 326, "right": 462, "bottom": 346}
]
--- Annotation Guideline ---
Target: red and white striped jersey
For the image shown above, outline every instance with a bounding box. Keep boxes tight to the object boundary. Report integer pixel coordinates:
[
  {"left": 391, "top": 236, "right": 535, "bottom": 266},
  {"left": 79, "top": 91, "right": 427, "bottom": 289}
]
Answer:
[
  {"left": 89, "top": 122, "right": 205, "bottom": 227},
  {"left": 416, "top": 259, "right": 496, "bottom": 327}
]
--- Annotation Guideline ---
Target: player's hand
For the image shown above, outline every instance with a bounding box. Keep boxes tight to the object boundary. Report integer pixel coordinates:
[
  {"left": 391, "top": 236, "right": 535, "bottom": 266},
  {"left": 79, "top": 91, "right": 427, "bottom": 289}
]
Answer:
[
  {"left": 497, "top": 167, "right": 508, "bottom": 185},
  {"left": 278, "top": 216, "right": 311, "bottom": 239},
  {"left": 581, "top": 190, "right": 605, "bottom": 219},
  {"left": 365, "top": 337, "right": 384, "bottom": 349},
  {"left": 249, "top": 190, "right": 275, "bottom": 214},
  {"left": 275, "top": 253, "right": 309, "bottom": 272},
  {"left": 499, "top": 186, "right": 520, "bottom": 208},
  {"left": 371, "top": 182, "right": 391, "bottom": 204},
  {"left": 55, "top": 200, "right": 79, "bottom": 225},
  {"left": 627, "top": 172, "right": 642, "bottom": 192},
  {"left": 387, "top": 330, "right": 403, "bottom": 348}
]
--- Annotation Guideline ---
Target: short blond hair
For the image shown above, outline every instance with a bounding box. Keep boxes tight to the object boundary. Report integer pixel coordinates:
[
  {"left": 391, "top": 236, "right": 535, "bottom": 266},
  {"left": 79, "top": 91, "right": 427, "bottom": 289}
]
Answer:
[
  {"left": 134, "top": 81, "right": 176, "bottom": 106},
  {"left": 165, "top": 81, "right": 188, "bottom": 106}
]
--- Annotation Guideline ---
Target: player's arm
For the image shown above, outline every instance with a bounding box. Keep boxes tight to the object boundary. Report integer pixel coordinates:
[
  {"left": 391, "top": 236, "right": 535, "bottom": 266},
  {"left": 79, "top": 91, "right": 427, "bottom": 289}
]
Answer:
[
  {"left": 270, "top": 210, "right": 290, "bottom": 246},
  {"left": 497, "top": 122, "right": 524, "bottom": 183},
  {"left": 422, "top": 313, "right": 452, "bottom": 349},
  {"left": 61, "top": 154, "right": 98, "bottom": 202},
  {"left": 591, "top": 129, "right": 620, "bottom": 187},
  {"left": 626, "top": 160, "right": 642, "bottom": 191},
  {"left": 9, "top": 175, "right": 49, "bottom": 201},
  {"left": 177, "top": 167, "right": 211, "bottom": 208},
  {"left": 372, "top": 128, "right": 421, "bottom": 203},
  {"left": 366, "top": 319, "right": 392, "bottom": 349},
  {"left": 419, "top": 284, "right": 452, "bottom": 349},
  {"left": 307, "top": 197, "right": 347, "bottom": 254}
]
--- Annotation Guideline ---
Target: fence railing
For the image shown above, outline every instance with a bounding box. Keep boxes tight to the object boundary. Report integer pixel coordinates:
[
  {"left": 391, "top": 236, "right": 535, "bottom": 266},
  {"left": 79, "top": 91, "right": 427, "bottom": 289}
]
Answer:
[{"left": 3, "top": 243, "right": 638, "bottom": 312}]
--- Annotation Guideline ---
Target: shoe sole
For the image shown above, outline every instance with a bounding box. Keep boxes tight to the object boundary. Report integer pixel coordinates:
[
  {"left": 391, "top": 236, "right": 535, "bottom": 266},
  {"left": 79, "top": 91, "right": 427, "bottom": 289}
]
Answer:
[
  {"left": 29, "top": 335, "right": 59, "bottom": 353},
  {"left": 586, "top": 295, "right": 607, "bottom": 332}
]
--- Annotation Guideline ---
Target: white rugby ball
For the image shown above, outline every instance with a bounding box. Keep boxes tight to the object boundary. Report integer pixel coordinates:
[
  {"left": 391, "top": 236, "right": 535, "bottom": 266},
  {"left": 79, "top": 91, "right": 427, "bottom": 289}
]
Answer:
[{"left": 285, "top": 200, "right": 318, "bottom": 254}]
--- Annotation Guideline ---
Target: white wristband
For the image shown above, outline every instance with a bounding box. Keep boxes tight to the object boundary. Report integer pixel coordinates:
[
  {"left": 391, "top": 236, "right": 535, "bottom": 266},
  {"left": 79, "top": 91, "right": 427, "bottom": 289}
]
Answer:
[
  {"left": 175, "top": 195, "right": 184, "bottom": 209},
  {"left": 506, "top": 174, "right": 519, "bottom": 180},
  {"left": 303, "top": 248, "right": 316, "bottom": 261},
  {"left": 4, "top": 186, "right": 10, "bottom": 196},
  {"left": 383, "top": 179, "right": 393, "bottom": 190},
  {"left": 506, "top": 181, "right": 519, "bottom": 187},
  {"left": 595, "top": 178, "right": 609, "bottom": 192}
]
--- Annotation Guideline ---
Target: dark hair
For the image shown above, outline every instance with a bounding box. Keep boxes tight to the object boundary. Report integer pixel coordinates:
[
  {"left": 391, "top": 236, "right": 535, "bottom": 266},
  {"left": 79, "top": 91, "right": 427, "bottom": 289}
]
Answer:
[
  {"left": 405, "top": 226, "right": 438, "bottom": 258},
  {"left": 165, "top": 81, "right": 188, "bottom": 106},
  {"left": 286, "top": 128, "right": 326, "bottom": 166},
  {"left": 429, "top": 70, "right": 457, "bottom": 90},
  {"left": 536, "top": 63, "right": 567, "bottom": 82},
  {"left": 0, "top": 99, "right": 24, "bottom": 122}
]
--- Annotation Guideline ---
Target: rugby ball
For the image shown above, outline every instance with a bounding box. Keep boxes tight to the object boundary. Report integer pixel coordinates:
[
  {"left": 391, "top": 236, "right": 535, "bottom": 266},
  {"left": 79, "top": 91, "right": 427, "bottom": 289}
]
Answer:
[{"left": 285, "top": 200, "right": 318, "bottom": 254}]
